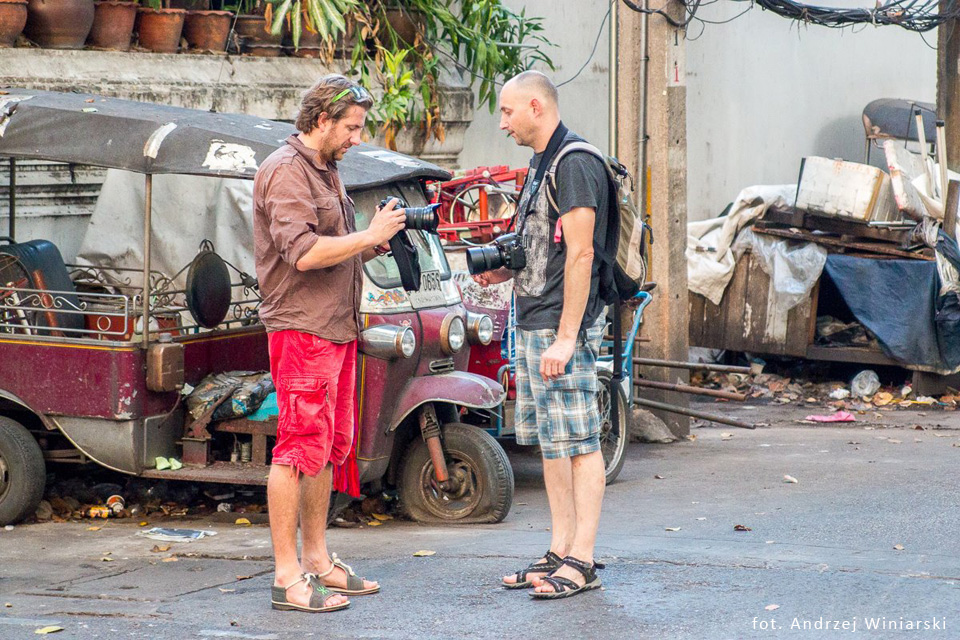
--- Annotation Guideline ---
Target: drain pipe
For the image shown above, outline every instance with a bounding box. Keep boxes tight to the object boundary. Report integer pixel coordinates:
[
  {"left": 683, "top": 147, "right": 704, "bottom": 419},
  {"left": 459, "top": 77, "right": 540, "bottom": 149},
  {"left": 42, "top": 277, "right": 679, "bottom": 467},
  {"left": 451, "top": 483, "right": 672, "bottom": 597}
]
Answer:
[
  {"left": 609, "top": 0, "right": 619, "bottom": 157},
  {"left": 637, "top": 0, "right": 650, "bottom": 214}
]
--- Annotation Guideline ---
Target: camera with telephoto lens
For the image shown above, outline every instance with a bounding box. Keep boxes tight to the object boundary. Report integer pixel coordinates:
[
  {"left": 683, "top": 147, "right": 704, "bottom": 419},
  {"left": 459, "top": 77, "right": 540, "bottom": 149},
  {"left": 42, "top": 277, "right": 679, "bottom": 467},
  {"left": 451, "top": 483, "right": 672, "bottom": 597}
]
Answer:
[
  {"left": 379, "top": 196, "right": 440, "bottom": 233},
  {"left": 466, "top": 232, "right": 526, "bottom": 275}
]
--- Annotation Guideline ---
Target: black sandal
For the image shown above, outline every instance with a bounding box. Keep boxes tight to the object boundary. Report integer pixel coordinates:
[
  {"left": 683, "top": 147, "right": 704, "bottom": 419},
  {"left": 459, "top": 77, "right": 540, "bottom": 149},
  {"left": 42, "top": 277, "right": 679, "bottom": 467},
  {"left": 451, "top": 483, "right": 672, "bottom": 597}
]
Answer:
[
  {"left": 529, "top": 556, "right": 603, "bottom": 600},
  {"left": 502, "top": 551, "right": 563, "bottom": 589}
]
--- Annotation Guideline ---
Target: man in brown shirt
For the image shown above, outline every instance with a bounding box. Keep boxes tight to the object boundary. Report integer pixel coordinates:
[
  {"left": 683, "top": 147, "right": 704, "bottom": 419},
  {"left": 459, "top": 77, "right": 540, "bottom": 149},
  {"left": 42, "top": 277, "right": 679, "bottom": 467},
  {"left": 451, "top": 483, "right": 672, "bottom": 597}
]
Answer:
[{"left": 254, "top": 74, "right": 405, "bottom": 614}]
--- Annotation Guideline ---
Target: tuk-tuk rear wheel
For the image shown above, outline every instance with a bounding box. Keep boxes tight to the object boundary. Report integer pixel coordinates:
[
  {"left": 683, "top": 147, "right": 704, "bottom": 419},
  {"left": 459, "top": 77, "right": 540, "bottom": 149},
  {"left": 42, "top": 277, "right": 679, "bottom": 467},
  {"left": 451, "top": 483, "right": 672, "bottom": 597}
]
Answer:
[
  {"left": 399, "top": 423, "right": 514, "bottom": 524},
  {"left": 0, "top": 416, "right": 46, "bottom": 526}
]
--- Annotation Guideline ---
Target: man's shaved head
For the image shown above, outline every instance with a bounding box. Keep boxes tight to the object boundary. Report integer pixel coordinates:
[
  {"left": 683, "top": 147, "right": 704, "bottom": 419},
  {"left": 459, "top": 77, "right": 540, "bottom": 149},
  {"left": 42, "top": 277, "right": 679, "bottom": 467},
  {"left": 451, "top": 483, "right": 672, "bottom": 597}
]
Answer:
[
  {"left": 503, "top": 70, "right": 559, "bottom": 108},
  {"left": 499, "top": 71, "right": 561, "bottom": 151}
]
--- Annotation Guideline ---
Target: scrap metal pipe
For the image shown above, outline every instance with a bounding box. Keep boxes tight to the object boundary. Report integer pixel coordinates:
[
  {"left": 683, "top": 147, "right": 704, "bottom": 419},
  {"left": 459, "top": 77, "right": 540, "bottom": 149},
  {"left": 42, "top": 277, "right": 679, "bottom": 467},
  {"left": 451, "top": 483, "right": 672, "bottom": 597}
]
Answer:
[
  {"left": 634, "top": 397, "right": 757, "bottom": 430},
  {"left": 632, "top": 357, "right": 752, "bottom": 375},
  {"left": 633, "top": 378, "right": 747, "bottom": 401}
]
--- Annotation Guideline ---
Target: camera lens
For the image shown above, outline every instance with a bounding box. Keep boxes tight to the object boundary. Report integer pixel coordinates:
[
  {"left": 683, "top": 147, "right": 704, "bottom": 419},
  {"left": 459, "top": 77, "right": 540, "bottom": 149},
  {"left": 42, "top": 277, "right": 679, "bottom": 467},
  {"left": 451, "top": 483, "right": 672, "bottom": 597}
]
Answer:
[
  {"left": 466, "top": 245, "right": 504, "bottom": 275},
  {"left": 404, "top": 204, "right": 440, "bottom": 233}
]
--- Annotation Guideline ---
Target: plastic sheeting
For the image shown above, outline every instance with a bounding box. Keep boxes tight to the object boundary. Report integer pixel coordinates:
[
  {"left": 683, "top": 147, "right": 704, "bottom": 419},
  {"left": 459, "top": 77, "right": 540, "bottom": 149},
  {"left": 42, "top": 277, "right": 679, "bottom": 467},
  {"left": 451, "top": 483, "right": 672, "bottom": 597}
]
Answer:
[
  {"left": 732, "top": 228, "right": 827, "bottom": 344},
  {"left": 687, "top": 185, "right": 796, "bottom": 305}
]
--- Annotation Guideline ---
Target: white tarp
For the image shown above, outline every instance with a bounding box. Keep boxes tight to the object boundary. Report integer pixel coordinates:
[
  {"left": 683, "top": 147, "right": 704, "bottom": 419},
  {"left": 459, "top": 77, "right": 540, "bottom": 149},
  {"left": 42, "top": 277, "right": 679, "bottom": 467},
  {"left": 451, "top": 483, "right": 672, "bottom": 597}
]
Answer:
[
  {"left": 687, "top": 185, "right": 796, "bottom": 305},
  {"left": 76, "top": 169, "right": 256, "bottom": 285}
]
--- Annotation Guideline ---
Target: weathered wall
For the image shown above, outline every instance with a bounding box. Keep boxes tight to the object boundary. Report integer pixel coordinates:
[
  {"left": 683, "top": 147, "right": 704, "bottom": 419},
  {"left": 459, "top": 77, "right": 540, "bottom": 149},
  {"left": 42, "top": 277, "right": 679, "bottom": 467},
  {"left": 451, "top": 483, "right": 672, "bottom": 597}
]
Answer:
[{"left": 685, "top": 8, "right": 938, "bottom": 220}]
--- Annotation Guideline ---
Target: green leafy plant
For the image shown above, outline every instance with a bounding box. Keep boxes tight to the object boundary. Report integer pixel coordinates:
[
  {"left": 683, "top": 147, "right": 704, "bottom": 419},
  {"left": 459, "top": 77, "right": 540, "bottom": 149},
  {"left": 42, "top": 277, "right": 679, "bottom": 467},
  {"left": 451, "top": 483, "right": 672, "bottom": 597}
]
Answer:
[{"left": 264, "top": 0, "right": 358, "bottom": 49}]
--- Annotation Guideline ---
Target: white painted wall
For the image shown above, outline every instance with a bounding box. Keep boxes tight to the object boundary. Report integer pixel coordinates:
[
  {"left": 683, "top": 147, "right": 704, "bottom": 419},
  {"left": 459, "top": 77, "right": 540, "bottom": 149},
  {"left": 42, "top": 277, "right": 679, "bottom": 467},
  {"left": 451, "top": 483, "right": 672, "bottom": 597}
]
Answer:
[
  {"left": 686, "top": 4, "right": 937, "bottom": 220},
  {"left": 458, "top": 0, "right": 613, "bottom": 169}
]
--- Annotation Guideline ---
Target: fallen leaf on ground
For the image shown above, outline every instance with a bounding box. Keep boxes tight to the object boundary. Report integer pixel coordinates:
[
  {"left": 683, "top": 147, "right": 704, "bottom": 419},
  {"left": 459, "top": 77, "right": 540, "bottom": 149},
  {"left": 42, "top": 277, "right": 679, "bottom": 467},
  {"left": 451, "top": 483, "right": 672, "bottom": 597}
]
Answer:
[
  {"left": 783, "top": 475, "right": 799, "bottom": 484},
  {"left": 893, "top": 544, "right": 904, "bottom": 551},
  {"left": 371, "top": 513, "right": 393, "bottom": 521},
  {"left": 162, "top": 557, "right": 178, "bottom": 563},
  {"left": 934, "top": 433, "right": 954, "bottom": 438},
  {"left": 765, "top": 604, "right": 780, "bottom": 611},
  {"left": 734, "top": 524, "right": 752, "bottom": 532},
  {"left": 654, "top": 474, "right": 665, "bottom": 479},
  {"left": 696, "top": 517, "right": 707, "bottom": 521},
  {"left": 4, "top": 602, "right": 11, "bottom": 607},
  {"left": 151, "top": 545, "right": 170, "bottom": 553},
  {"left": 236, "top": 575, "right": 253, "bottom": 581},
  {"left": 887, "top": 439, "right": 902, "bottom": 444},
  {"left": 685, "top": 434, "right": 697, "bottom": 441},
  {"left": 720, "top": 433, "right": 733, "bottom": 440},
  {"left": 235, "top": 518, "right": 251, "bottom": 526},
  {"left": 413, "top": 550, "right": 436, "bottom": 557},
  {"left": 665, "top": 527, "right": 681, "bottom": 532},
  {"left": 366, "top": 520, "right": 383, "bottom": 526},
  {"left": 34, "top": 627, "right": 63, "bottom": 635},
  {"left": 138, "top": 521, "right": 149, "bottom": 527},
  {"left": 101, "top": 557, "right": 113, "bottom": 562},
  {"left": 87, "top": 526, "right": 101, "bottom": 531},
  {"left": 219, "top": 588, "right": 236, "bottom": 593}
]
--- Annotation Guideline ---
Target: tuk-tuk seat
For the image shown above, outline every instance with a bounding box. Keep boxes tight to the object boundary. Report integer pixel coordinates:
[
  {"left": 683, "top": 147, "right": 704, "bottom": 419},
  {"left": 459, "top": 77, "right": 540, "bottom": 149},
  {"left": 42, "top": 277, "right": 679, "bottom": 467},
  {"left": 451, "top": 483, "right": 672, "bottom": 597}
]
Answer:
[{"left": 0, "top": 239, "right": 84, "bottom": 335}]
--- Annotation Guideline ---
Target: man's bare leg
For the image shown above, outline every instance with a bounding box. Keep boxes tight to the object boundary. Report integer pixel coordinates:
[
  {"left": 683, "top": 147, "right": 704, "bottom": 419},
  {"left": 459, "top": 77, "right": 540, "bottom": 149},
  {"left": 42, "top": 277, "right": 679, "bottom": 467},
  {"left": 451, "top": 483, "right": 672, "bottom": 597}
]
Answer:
[
  {"left": 534, "top": 450, "right": 605, "bottom": 593},
  {"left": 300, "top": 465, "right": 377, "bottom": 592},
  {"left": 268, "top": 464, "right": 334, "bottom": 607},
  {"left": 502, "top": 456, "right": 576, "bottom": 586}
]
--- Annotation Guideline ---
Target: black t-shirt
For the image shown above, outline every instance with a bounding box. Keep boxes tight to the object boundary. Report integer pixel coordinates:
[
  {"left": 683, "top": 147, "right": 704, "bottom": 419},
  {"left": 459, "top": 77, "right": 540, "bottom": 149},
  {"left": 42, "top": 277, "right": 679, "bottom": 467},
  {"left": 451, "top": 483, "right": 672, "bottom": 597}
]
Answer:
[{"left": 514, "top": 132, "right": 609, "bottom": 331}]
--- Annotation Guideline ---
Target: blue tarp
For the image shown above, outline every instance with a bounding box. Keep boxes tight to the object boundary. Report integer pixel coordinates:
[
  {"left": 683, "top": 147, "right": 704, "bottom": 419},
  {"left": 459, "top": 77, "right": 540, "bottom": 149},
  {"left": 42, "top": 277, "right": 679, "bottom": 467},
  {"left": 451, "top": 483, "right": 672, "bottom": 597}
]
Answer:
[{"left": 823, "top": 254, "right": 960, "bottom": 371}]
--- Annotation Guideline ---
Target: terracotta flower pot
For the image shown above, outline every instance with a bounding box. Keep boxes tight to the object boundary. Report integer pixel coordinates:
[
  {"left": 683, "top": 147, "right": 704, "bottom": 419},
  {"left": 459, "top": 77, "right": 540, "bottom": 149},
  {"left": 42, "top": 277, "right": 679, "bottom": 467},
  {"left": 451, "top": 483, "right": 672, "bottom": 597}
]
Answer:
[
  {"left": 0, "top": 0, "right": 28, "bottom": 48},
  {"left": 136, "top": 6, "right": 184, "bottom": 53},
  {"left": 87, "top": 0, "right": 136, "bottom": 50},
  {"left": 183, "top": 9, "right": 230, "bottom": 53},
  {"left": 23, "top": 0, "right": 95, "bottom": 49},
  {"left": 232, "top": 14, "right": 281, "bottom": 56}
]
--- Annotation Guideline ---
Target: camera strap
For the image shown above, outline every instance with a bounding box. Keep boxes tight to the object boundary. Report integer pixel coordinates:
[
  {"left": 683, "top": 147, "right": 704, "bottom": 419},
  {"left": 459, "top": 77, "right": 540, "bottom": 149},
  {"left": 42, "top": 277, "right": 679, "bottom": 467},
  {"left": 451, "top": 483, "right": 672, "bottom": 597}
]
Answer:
[{"left": 517, "top": 121, "right": 569, "bottom": 236}]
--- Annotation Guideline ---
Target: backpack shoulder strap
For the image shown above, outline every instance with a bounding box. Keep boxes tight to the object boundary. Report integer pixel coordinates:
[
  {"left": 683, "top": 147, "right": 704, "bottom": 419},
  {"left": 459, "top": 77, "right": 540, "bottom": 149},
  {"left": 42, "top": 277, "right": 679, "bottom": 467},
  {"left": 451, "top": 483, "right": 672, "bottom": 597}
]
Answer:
[{"left": 545, "top": 142, "right": 615, "bottom": 213}]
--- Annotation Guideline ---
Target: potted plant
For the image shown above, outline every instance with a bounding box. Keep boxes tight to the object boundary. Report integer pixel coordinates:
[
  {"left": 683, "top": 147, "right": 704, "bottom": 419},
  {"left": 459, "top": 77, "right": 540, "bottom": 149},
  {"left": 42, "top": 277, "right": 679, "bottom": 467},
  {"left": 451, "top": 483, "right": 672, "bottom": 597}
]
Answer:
[
  {"left": 0, "top": 0, "right": 28, "bottom": 47},
  {"left": 183, "top": 2, "right": 232, "bottom": 53},
  {"left": 137, "top": 0, "right": 186, "bottom": 52},
  {"left": 224, "top": 0, "right": 281, "bottom": 55},
  {"left": 265, "top": 0, "right": 356, "bottom": 57},
  {"left": 87, "top": 0, "right": 138, "bottom": 50},
  {"left": 23, "top": 0, "right": 95, "bottom": 48}
]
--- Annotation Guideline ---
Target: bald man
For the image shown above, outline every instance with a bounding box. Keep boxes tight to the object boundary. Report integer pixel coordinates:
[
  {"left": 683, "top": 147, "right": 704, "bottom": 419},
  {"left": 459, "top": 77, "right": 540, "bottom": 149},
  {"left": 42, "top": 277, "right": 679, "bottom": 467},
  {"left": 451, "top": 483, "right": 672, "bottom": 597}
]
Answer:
[{"left": 473, "top": 71, "right": 611, "bottom": 599}]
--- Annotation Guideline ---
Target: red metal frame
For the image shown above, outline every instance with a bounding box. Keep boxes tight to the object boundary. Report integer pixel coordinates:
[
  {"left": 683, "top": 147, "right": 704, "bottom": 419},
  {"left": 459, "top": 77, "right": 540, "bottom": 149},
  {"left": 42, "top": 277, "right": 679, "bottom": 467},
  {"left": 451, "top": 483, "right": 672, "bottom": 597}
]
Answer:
[{"left": 429, "top": 166, "right": 527, "bottom": 245}]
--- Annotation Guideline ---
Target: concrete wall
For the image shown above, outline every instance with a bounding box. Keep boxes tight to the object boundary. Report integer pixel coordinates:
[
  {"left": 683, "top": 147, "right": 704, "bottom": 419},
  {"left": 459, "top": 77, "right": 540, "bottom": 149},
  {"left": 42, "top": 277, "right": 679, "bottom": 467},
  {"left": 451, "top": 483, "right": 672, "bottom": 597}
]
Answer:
[
  {"left": 685, "top": 6, "right": 938, "bottom": 220},
  {"left": 458, "top": 0, "right": 613, "bottom": 169}
]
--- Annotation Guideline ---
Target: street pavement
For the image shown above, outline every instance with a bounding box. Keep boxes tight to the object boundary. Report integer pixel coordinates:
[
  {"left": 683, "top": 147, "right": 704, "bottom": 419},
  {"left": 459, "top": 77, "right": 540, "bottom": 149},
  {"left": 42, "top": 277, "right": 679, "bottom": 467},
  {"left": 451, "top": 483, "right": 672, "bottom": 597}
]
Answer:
[{"left": 1, "top": 403, "right": 959, "bottom": 639}]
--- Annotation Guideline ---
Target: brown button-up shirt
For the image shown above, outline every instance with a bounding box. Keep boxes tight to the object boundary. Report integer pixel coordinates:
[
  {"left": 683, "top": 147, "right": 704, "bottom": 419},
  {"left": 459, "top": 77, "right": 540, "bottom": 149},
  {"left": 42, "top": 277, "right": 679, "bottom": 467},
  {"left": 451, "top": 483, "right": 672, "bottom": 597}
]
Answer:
[{"left": 253, "top": 135, "right": 362, "bottom": 343}]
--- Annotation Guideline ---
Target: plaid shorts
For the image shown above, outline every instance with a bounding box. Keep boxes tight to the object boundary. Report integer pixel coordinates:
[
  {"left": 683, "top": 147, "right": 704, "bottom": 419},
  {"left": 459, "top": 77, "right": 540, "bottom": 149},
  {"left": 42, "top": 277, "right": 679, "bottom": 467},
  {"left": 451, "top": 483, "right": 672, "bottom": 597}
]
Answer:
[{"left": 514, "top": 318, "right": 606, "bottom": 459}]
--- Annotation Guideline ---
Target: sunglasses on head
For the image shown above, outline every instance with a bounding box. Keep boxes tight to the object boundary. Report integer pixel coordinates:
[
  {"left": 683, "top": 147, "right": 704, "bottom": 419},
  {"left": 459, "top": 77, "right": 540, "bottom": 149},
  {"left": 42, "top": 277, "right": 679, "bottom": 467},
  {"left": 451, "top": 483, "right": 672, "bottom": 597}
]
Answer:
[{"left": 332, "top": 86, "right": 371, "bottom": 104}]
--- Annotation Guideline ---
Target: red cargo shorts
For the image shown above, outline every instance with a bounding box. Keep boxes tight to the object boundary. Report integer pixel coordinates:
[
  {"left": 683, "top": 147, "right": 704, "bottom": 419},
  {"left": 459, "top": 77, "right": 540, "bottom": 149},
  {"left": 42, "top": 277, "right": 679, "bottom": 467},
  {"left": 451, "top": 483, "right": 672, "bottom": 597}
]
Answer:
[{"left": 268, "top": 330, "right": 357, "bottom": 477}]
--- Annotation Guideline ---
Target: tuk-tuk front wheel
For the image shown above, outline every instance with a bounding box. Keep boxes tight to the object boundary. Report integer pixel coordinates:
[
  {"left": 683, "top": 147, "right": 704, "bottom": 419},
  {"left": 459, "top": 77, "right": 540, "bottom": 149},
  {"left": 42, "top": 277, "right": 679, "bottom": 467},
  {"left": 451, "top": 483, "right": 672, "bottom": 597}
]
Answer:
[
  {"left": 0, "top": 416, "right": 46, "bottom": 526},
  {"left": 399, "top": 423, "right": 514, "bottom": 524}
]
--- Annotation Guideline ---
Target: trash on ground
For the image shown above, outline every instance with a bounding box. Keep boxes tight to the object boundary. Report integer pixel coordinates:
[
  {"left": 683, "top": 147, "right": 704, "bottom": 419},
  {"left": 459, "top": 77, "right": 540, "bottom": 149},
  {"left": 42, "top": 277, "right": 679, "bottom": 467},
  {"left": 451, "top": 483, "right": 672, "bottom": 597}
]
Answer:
[
  {"left": 734, "top": 524, "right": 752, "bottom": 531},
  {"left": 413, "top": 550, "right": 436, "bottom": 557},
  {"left": 137, "top": 527, "right": 217, "bottom": 542},
  {"left": 804, "top": 411, "right": 856, "bottom": 423},
  {"left": 783, "top": 475, "right": 799, "bottom": 483},
  {"left": 851, "top": 370, "right": 881, "bottom": 398}
]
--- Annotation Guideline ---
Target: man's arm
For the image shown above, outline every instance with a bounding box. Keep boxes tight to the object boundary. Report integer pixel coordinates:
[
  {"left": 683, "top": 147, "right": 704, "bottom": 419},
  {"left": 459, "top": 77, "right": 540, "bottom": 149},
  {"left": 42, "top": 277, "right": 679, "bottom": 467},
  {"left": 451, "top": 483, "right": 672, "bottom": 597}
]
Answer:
[
  {"left": 295, "top": 199, "right": 405, "bottom": 271},
  {"left": 539, "top": 206, "right": 595, "bottom": 380}
]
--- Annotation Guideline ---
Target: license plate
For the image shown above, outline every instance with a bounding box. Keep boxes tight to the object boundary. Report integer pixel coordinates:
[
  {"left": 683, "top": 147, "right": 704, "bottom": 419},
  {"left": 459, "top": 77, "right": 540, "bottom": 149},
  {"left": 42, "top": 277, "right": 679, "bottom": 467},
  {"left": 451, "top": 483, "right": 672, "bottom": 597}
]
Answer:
[{"left": 420, "top": 271, "right": 441, "bottom": 292}]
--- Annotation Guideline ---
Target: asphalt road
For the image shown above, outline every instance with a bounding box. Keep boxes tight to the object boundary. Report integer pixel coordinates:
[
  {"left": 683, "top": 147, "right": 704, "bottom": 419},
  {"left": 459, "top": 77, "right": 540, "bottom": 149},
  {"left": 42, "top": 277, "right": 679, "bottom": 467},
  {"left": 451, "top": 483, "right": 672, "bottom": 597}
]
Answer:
[{"left": 1, "top": 406, "right": 959, "bottom": 639}]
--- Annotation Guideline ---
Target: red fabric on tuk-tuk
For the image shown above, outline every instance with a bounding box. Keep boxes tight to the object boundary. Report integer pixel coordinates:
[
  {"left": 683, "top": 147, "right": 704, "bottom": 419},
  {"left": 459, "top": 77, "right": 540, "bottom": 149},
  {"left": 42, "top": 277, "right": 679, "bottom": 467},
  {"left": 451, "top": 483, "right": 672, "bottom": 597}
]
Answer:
[{"left": 269, "top": 330, "right": 360, "bottom": 495}]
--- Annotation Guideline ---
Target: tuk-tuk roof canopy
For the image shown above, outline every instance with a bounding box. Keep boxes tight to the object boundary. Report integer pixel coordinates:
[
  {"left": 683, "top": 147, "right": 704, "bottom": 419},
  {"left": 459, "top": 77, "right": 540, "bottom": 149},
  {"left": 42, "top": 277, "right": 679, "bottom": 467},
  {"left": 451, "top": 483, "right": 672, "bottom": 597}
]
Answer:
[{"left": 0, "top": 89, "right": 451, "bottom": 188}]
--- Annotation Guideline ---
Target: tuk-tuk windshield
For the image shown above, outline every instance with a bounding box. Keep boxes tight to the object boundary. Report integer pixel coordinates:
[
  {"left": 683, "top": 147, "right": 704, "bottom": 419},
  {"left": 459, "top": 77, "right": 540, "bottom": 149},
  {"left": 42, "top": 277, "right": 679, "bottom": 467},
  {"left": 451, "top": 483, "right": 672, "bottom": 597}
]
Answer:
[{"left": 353, "top": 182, "right": 451, "bottom": 290}]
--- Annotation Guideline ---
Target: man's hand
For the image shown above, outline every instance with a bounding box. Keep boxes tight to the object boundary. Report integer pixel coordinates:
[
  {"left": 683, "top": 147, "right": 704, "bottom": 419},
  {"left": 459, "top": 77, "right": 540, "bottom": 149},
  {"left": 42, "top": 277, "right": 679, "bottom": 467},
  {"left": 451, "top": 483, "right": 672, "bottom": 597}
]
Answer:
[
  {"left": 540, "top": 337, "right": 576, "bottom": 381},
  {"left": 366, "top": 198, "right": 406, "bottom": 246},
  {"left": 471, "top": 268, "right": 513, "bottom": 288}
]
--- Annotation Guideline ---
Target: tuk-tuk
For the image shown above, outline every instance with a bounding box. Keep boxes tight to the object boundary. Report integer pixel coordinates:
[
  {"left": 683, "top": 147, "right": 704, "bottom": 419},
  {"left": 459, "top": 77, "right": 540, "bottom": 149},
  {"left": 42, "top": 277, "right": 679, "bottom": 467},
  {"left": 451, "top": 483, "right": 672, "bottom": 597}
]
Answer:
[{"left": 0, "top": 90, "right": 511, "bottom": 526}]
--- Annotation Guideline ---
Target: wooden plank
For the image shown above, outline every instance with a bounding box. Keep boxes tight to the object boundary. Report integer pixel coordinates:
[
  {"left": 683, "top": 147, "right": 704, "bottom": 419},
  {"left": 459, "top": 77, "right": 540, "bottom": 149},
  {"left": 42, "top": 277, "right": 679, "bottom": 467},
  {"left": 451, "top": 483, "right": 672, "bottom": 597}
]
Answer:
[
  {"left": 754, "top": 226, "right": 934, "bottom": 260},
  {"left": 805, "top": 345, "right": 899, "bottom": 366},
  {"left": 688, "top": 290, "right": 706, "bottom": 345},
  {"left": 944, "top": 179, "right": 959, "bottom": 240},
  {"left": 764, "top": 205, "right": 915, "bottom": 246}
]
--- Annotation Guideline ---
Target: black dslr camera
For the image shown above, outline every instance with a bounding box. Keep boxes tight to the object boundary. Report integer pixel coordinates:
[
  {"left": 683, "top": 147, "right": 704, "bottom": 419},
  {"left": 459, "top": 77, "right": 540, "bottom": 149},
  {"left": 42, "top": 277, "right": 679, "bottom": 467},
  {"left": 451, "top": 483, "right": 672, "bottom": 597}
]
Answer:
[
  {"left": 378, "top": 196, "right": 440, "bottom": 233},
  {"left": 466, "top": 232, "right": 526, "bottom": 275}
]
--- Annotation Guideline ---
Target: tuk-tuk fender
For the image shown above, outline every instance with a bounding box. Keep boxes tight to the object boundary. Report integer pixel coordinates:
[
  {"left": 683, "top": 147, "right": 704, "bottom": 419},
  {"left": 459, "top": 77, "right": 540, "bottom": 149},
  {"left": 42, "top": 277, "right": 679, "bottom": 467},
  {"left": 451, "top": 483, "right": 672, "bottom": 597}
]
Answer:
[
  {"left": 0, "top": 389, "right": 57, "bottom": 431},
  {"left": 388, "top": 372, "right": 504, "bottom": 431}
]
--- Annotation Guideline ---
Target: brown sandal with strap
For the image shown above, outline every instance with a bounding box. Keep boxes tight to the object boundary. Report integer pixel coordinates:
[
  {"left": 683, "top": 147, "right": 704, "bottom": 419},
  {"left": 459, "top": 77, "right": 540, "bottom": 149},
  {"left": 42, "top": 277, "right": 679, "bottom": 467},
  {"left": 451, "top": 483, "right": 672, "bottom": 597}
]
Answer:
[
  {"left": 502, "top": 551, "right": 563, "bottom": 589},
  {"left": 271, "top": 574, "right": 350, "bottom": 612}
]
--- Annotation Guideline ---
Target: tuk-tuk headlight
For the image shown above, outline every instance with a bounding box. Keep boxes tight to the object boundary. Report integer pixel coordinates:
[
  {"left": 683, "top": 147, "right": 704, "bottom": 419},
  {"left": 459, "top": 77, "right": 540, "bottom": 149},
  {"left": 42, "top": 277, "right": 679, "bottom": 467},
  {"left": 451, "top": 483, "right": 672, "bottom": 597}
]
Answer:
[
  {"left": 441, "top": 314, "right": 466, "bottom": 354},
  {"left": 466, "top": 312, "right": 494, "bottom": 346},
  {"left": 359, "top": 325, "right": 416, "bottom": 360}
]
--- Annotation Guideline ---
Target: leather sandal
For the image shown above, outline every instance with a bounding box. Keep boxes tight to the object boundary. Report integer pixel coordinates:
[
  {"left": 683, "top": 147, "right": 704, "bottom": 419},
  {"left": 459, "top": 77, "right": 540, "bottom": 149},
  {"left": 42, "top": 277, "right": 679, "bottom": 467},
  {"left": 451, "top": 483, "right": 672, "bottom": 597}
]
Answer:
[
  {"left": 271, "top": 574, "right": 350, "bottom": 613},
  {"left": 312, "top": 553, "right": 380, "bottom": 596},
  {"left": 529, "top": 556, "right": 603, "bottom": 600},
  {"left": 502, "top": 551, "right": 563, "bottom": 589}
]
